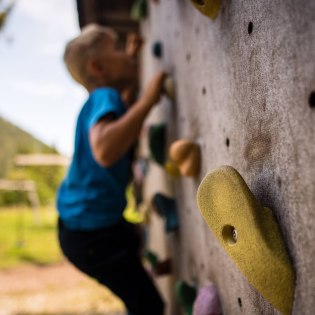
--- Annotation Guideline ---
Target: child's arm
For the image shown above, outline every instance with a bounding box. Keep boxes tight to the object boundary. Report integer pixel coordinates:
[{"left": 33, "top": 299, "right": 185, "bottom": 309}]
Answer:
[
  {"left": 121, "top": 33, "right": 143, "bottom": 105},
  {"left": 89, "top": 71, "right": 166, "bottom": 167}
]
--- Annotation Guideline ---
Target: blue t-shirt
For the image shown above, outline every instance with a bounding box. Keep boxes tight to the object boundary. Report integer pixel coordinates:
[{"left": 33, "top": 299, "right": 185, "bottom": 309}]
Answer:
[{"left": 57, "top": 87, "right": 132, "bottom": 230}]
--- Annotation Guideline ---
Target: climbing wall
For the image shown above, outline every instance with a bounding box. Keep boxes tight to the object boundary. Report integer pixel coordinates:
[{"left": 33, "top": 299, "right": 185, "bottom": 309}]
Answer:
[{"left": 139, "top": 0, "right": 315, "bottom": 315}]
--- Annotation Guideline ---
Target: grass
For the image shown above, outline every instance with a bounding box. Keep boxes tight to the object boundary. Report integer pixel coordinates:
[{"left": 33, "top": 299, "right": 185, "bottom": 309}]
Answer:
[
  {"left": 0, "top": 206, "right": 126, "bottom": 315},
  {"left": 0, "top": 206, "right": 63, "bottom": 269},
  {"left": 0, "top": 187, "right": 142, "bottom": 270}
]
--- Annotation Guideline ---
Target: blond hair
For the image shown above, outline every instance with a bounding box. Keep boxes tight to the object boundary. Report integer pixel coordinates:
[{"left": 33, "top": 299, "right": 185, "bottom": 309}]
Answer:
[{"left": 63, "top": 24, "right": 117, "bottom": 89}]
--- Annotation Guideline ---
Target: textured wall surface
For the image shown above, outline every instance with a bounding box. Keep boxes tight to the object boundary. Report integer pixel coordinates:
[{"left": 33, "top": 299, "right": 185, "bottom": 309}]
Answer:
[{"left": 140, "top": 1, "right": 315, "bottom": 314}]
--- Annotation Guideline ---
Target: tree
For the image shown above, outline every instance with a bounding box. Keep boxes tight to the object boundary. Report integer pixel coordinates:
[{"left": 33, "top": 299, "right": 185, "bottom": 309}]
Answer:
[{"left": 0, "top": 0, "right": 15, "bottom": 31}]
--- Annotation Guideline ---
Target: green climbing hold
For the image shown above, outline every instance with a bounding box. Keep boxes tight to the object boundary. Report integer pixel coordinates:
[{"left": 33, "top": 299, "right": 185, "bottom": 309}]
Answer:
[
  {"left": 152, "top": 193, "right": 179, "bottom": 232},
  {"left": 175, "top": 281, "right": 197, "bottom": 315},
  {"left": 152, "top": 41, "right": 163, "bottom": 58},
  {"left": 144, "top": 249, "right": 159, "bottom": 268},
  {"left": 131, "top": 0, "right": 148, "bottom": 21},
  {"left": 148, "top": 123, "right": 166, "bottom": 165}
]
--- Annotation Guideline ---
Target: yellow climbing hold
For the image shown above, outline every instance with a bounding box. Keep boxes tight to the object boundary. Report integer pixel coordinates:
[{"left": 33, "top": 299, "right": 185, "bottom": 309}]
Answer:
[
  {"left": 163, "top": 76, "right": 176, "bottom": 100},
  {"left": 164, "top": 161, "right": 181, "bottom": 178},
  {"left": 197, "top": 166, "right": 295, "bottom": 315},
  {"left": 190, "top": 0, "right": 222, "bottom": 20}
]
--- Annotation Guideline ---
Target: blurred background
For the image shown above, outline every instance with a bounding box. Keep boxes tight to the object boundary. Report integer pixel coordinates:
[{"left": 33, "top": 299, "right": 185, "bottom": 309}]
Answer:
[{"left": 0, "top": 0, "right": 127, "bottom": 314}]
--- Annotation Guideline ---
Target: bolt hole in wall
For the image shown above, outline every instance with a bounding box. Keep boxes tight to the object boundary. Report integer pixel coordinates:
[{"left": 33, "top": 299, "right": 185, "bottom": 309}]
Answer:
[
  {"left": 202, "top": 87, "right": 206, "bottom": 95},
  {"left": 222, "top": 225, "right": 238, "bottom": 245},
  {"left": 248, "top": 21, "right": 253, "bottom": 34},
  {"left": 309, "top": 91, "right": 315, "bottom": 108},
  {"left": 226, "top": 138, "right": 230, "bottom": 147},
  {"left": 238, "top": 297, "right": 242, "bottom": 307}
]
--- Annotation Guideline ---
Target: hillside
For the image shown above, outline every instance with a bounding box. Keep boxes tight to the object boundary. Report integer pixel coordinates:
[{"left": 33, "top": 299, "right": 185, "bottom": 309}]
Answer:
[{"left": 0, "top": 116, "right": 57, "bottom": 178}]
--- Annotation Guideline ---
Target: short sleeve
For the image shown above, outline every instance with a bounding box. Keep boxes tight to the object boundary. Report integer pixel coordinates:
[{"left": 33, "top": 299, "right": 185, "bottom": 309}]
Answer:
[{"left": 88, "top": 88, "right": 124, "bottom": 129}]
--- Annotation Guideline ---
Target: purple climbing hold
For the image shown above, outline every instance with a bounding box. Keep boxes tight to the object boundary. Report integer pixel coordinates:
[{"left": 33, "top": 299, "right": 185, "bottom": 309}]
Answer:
[{"left": 193, "top": 283, "right": 222, "bottom": 315}]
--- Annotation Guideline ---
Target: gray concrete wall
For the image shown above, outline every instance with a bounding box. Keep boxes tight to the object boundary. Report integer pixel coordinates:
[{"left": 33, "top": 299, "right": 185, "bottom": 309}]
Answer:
[{"left": 139, "top": 1, "right": 315, "bottom": 314}]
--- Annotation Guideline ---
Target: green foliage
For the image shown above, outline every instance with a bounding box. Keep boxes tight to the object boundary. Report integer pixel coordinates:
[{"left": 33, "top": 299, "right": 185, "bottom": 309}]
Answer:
[
  {"left": 0, "top": 1, "right": 15, "bottom": 30},
  {"left": 0, "top": 191, "right": 29, "bottom": 207},
  {"left": 0, "top": 206, "right": 63, "bottom": 269},
  {"left": 0, "top": 116, "right": 66, "bottom": 206}
]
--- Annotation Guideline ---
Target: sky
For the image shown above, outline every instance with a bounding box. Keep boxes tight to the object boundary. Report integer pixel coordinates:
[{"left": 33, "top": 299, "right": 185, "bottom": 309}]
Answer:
[{"left": 0, "top": 0, "right": 87, "bottom": 157}]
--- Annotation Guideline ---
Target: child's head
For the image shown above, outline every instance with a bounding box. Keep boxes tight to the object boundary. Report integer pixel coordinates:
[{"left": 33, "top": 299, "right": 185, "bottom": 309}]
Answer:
[{"left": 64, "top": 24, "right": 138, "bottom": 91}]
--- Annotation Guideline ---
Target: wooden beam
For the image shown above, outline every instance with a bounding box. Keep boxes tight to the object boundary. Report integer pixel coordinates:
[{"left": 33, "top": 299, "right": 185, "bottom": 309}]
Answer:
[
  {"left": 0, "top": 179, "right": 37, "bottom": 192},
  {"left": 14, "top": 154, "right": 70, "bottom": 166}
]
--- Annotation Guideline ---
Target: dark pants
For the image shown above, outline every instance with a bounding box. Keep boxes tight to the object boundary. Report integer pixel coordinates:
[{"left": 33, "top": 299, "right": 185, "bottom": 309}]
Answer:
[{"left": 58, "top": 218, "right": 164, "bottom": 315}]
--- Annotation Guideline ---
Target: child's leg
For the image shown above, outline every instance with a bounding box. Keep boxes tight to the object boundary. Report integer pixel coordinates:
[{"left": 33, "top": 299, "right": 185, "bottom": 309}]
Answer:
[
  {"left": 58, "top": 218, "right": 164, "bottom": 315},
  {"left": 100, "top": 251, "right": 164, "bottom": 315}
]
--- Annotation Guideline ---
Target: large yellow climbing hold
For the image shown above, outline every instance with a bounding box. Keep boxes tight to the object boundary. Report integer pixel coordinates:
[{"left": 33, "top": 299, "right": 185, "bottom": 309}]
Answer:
[
  {"left": 197, "top": 166, "right": 295, "bottom": 315},
  {"left": 190, "top": 0, "right": 222, "bottom": 20}
]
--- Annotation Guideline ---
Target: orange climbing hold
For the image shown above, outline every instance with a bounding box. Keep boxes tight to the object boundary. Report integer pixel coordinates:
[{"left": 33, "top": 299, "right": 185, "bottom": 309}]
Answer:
[{"left": 169, "top": 140, "right": 201, "bottom": 177}]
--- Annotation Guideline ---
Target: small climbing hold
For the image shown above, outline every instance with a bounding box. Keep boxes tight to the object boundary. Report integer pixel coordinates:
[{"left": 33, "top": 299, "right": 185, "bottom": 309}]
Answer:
[
  {"left": 153, "top": 258, "right": 172, "bottom": 276},
  {"left": 123, "top": 186, "right": 145, "bottom": 224},
  {"left": 164, "top": 160, "right": 181, "bottom": 178},
  {"left": 131, "top": 0, "right": 148, "bottom": 21},
  {"left": 169, "top": 140, "right": 201, "bottom": 177},
  {"left": 139, "top": 157, "right": 149, "bottom": 176},
  {"left": 132, "top": 158, "right": 149, "bottom": 184},
  {"left": 144, "top": 250, "right": 172, "bottom": 276},
  {"left": 190, "top": 0, "right": 222, "bottom": 20},
  {"left": 175, "top": 281, "right": 197, "bottom": 315},
  {"left": 137, "top": 201, "right": 150, "bottom": 224},
  {"left": 152, "top": 41, "right": 163, "bottom": 58},
  {"left": 163, "top": 76, "right": 176, "bottom": 100},
  {"left": 197, "top": 166, "right": 295, "bottom": 315},
  {"left": 193, "top": 283, "right": 222, "bottom": 315},
  {"left": 152, "top": 193, "right": 179, "bottom": 232},
  {"left": 144, "top": 249, "right": 159, "bottom": 268},
  {"left": 148, "top": 123, "right": 166, "bottom": 166}
]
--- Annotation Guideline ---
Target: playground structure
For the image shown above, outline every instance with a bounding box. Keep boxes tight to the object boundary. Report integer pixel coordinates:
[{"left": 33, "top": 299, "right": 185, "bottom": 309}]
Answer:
[
  {"left": 0, "top": 154, "right": 69, "bottom": 223},
  {"left": 0, "top": 179, "right": 40, "bottom": 210},
  {"left": 76, "top": 1, "right": 315, "bottom": 314},
  {"left": 14, "top": 154, "right": 70, "bottom": 167}
]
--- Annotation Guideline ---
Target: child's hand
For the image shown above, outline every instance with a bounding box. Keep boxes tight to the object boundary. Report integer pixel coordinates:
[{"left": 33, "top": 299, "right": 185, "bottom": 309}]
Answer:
[
  {"left": 126, "top": 33, "right": 143, "bottom": 57},
  {"left": 141, "top": 71, "right": 168, "bottom": 107}
]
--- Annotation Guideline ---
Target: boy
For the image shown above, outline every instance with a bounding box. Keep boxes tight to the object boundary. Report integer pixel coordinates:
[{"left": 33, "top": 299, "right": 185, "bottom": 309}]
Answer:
[{"left": 57, "top": 24, "right": 165, "bottom": 315}]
